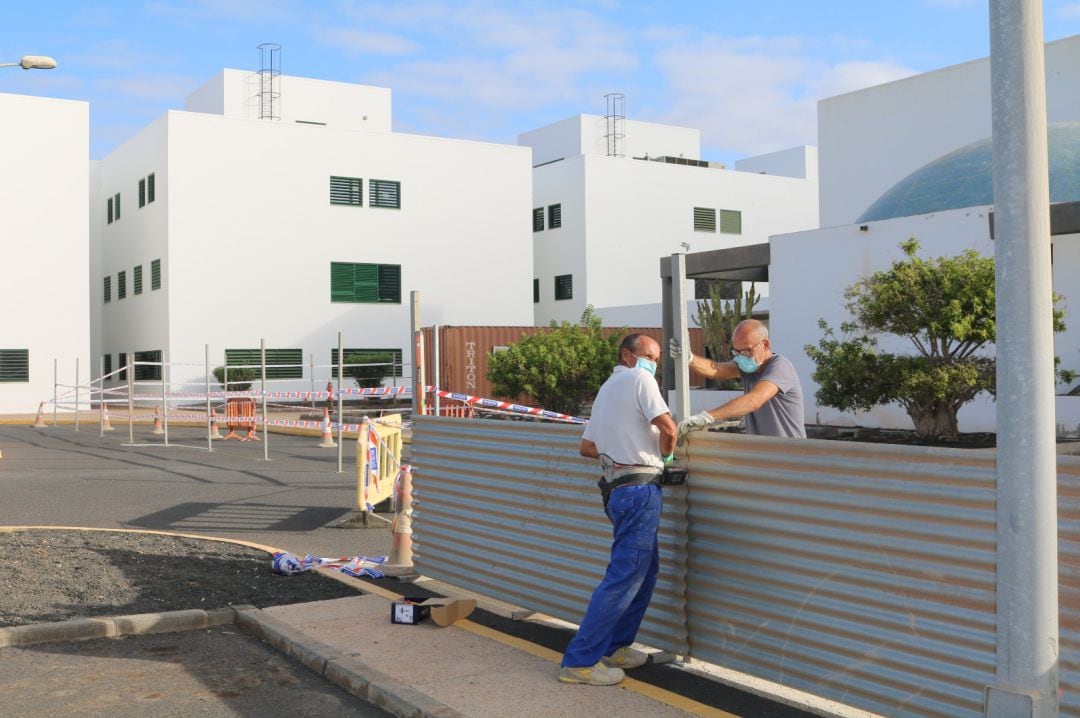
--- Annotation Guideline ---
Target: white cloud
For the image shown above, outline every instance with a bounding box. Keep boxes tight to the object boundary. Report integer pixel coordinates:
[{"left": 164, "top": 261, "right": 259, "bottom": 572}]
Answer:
[
  {"left": 315, "top": 28, "right": 419, "bottom": 56},
  {"left": 650, "top": 35, "right": 915, "bottom": 158}
]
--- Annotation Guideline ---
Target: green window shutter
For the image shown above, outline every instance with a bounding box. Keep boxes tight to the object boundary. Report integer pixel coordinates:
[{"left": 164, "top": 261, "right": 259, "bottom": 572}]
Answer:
[
  {"left": 133, "top": 265, "right": 143, "bottom": 295},
  {"left": 548, "top": 203, "right": 561, "bottom": 229},
  {"left": 114, "top": 193, "right": 120, "bottom": 220},
  {"left": 330, "top": 262, "right": 355, "bottom": 302},
  {"left": 107, "top": 197, "right": 113, "bottom": 224},
  {"left": 532, "top": 207, "right": 544, "bottom": 232},
  {"left": 133, "top": 350, "right": 162, "bottom": 381},
  {"left": 332, "top": 348, "right": 403, "bottom": 379},
  {"left": 0, "top": 349, "right": 29, "bottom": 382},
  {"left": 369, "top": 180, "right": 400, "bottom": 208},
  {"left": 151, "top": 259, "right": 161, "bottom": 290},
  {"left": 533, "top": 278, "right": 539, "bottom": 303},
  {"left": 694, "top": 207, "right": 716, "bottom": 232},
  {"left": 554, "top": 274, "right": 573, "bottom": 301},
  {"left": 226, "top": 348, "right": 302, "bottom": 379},
  {"left": 719, "top": 209, "right": 742, "bottom": 234},
  {"left": 138, "top": 178, "right": 146, "bottom": 208},
  {"left": 377, "top": 264, "right": 401, "bottom": 303},
  {"left": 330, "top": 176, "right": 362, "bottom": 205},
  {"left": 118, "top": 270, "right": 127, "bottom": 300},
  {"left": 147, "top": 173, "right": 155, "bottom": 203},
  {"left": 103, "top": 276, "right": 111, "bottom": 303}
]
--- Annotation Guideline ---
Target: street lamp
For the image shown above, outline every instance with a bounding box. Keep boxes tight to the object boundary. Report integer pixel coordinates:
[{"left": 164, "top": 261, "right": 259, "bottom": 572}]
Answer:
[{"left": 0, "top": 55, "right": 58, "bottom": 70}]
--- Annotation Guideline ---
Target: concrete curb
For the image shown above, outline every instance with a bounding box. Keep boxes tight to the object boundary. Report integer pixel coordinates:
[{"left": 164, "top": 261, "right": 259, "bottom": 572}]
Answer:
[
  {"left": 234, "top": 606, "right": 465, "bottom": 718},
  {"left": 0, "top": 606, "right": 239, "bottom": 649}
]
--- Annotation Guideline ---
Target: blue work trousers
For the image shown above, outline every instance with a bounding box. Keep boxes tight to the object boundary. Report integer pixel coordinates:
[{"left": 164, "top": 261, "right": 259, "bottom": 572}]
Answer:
[{"left": 561, "top": 483, "right": 662, "bottom": 668}]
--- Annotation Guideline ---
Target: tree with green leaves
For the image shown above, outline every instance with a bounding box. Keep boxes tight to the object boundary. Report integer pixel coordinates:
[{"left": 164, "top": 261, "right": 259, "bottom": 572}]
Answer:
[
  {"left": 805, "top": 239, "right": 1073, "bottom": 440},
  {"left": 486, "top": 306, "right": 624, "bottom": 416},
  {"left": 212, "top": 365, "right": 256, "bottom": 392},
  {"left": 344, "top": 352, "right": 395, "bottom": 388}
]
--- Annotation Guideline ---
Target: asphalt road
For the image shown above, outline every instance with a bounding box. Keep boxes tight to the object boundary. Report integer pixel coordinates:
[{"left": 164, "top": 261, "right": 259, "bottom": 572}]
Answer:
[{"left": 0, "top": 424, "right": 390, "bottom": 558}]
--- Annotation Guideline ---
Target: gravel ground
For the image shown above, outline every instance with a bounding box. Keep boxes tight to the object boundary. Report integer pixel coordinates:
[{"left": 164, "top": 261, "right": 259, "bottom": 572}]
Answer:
[{"left": 0, "top": 529, "right": 367, "bottom": 627}]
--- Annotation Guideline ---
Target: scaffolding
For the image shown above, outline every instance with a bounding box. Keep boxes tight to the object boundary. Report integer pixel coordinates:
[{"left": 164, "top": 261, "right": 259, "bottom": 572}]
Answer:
[
  {"left": 257, "top": 42, "right": 281, "bottom": 121},
  {"left": 604, "top": 92, "right": 625, "bottom": 158}
]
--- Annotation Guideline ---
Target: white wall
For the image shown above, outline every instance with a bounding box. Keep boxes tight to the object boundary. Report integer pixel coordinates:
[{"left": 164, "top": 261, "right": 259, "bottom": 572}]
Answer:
[
  {"left": 769, "top": 207, "right": 1004, "bottom": 431},
  {"left": 0, "top": 93, "right": 89, "bottom": 413},
  {"left": 819, "top": 35, "right": 1080, "bottom": 227},
  {"left": 184, "top": 70, "right": 392, "bottom": 132},
  {"left": 519, "top": 114, "right": 700, "bottom": 166},
  {"left": 735, "top": 146, "right": 817, "bottom": 180},
  {"left": 151, "top": 110, "right": 533, "bottom": 389}
]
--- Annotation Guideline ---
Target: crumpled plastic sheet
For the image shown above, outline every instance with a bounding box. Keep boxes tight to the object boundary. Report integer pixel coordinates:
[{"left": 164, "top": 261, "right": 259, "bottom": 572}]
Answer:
[{"left": 272, "top": 551, "right": 388, "bottom": 579}]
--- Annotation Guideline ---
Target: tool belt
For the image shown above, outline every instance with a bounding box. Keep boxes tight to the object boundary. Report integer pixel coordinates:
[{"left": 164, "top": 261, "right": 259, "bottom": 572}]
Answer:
[{"left": 597, "top": 470, "right": 662, "bottom": 509}]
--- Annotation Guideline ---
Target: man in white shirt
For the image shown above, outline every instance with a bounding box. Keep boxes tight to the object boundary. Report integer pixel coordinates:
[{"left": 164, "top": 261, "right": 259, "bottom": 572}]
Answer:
[{"left": 558, "top": 334, "right": 677, "bottom": 687}]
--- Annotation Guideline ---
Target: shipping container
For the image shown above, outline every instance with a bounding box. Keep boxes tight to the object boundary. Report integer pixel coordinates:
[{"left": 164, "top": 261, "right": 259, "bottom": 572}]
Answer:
[{"left": 420, "top": 325, "right": 707, "bottom": 408}]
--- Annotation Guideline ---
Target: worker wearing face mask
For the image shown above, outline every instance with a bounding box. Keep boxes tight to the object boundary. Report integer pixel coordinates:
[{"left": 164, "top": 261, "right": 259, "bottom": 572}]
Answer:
[
  {"left": 670, "top": 319, "right": 806, "bottom": 440},
  {"left": 559, "top": 333, "right": 677, "bottom": 687}
]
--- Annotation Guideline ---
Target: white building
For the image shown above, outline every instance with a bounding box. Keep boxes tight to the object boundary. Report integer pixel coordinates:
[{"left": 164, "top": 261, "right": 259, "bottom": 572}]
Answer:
[
  {"left": 519, "top": 114, "right": 818, "bottom": 327},
  {"left": 766, "top": 35, "right": 1080, "bottom": 434},
  {"left": 0, "top": 92, "right": 89, "bottom": 414},
  {"left": 91, "top": 70, "right": 533, "bottom": 394}
]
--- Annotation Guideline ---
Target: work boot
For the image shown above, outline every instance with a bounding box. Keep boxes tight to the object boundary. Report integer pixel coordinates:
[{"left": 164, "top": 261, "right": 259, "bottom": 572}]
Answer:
[
  {"left": 602, "top": 646, "right": 648, "bottom": 669},
  {"left": 558, "top": 661, "right": 625, "bottom": 686}
]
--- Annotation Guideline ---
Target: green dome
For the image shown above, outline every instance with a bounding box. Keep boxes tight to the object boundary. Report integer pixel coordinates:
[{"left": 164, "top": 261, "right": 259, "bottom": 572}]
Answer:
[{"left": 857, "top": 121, "right": 1080, "bottom": 223}]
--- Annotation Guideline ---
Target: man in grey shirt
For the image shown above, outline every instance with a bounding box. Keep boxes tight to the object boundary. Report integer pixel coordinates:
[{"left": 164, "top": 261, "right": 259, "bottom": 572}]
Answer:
[{"left": 670, "top": 319, "right": 806, "bottom": 439}]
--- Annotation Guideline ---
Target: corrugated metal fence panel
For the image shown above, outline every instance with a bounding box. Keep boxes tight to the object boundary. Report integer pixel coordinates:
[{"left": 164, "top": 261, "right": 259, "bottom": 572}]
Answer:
[
  {"left": 411, "top": 416, "right": 690, "bottom": 655},
  {"left": 1060, "top": 454, "right": 1080, "bottom": 717},
  {"left": 684, "top": 432, "right": 997, "bottom": 717}
]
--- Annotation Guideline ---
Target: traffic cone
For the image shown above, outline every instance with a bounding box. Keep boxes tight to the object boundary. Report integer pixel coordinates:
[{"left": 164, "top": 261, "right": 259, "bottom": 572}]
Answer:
[
  {"left": 209, "top": 410, "right": 223, "bottom": 439},
  {"left": 383, "top": 464, "right": 414, "bottom": 575},
  {"left": 32, "top": 401, "right": 48, "bottom": 428},
  {"left": 152, "top": 405, "right": 165, "bottom": 434},
  {"left": 101, "top": 403, "right": 114, "bottom": 431},
  {"left": 318, "top": 407, "right": 337, "bottom": 448}
]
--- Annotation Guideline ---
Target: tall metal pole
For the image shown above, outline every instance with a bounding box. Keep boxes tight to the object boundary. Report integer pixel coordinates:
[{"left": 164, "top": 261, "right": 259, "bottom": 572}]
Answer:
[
  {"left": 162, "top": 351, "right": 169, "bottom": 446},
  {"left": 670, "top": 254, "right": 691, "bottom": 421},
  {"left": 127, "top": 352, "right": 134, "bottom": 444},
  {"left": 99, "top": 356, "right": 105, "bottom": 437},
  {"left": 261, "top": 339, "right": 269, "bottom": 461},
  {"left": 74, "top": 357, "right": 80, "bottom": 432},
  {"left": 205, "top": 344, "right": 212, "bottom": 452},
  {"left": 987, "top": 2, "right": 1058, "bottom": 715},
  {"left": 337, "top": 331, "right": 344, "bottom": 474},
  {"left": 433, "top": 324, "right": 441, "bottom": 416},
  {"left": 53, "top": 358, "right": 57, "bottom": 426}
]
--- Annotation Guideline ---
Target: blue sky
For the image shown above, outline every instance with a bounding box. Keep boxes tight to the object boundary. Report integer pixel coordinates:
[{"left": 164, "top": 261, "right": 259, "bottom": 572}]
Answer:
[{"left": 4, "top": 1, "right": 1080, "bottom": 164}]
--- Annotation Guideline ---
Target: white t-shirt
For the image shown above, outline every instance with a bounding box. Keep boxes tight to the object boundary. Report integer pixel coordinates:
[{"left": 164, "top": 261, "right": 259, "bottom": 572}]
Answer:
[{"left": 582, "top": 365, "right": 670, "bottom": 469}]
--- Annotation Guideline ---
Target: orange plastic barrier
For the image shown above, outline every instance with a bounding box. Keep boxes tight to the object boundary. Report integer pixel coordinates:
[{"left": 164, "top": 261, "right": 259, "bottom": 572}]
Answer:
[{"left": 223, "top": 397, "right": 260, "bottom": 442}]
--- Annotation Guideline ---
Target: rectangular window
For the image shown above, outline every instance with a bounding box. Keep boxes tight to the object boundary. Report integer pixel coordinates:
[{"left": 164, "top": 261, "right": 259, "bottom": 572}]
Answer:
[
  {"left": 554, "top": 274, "right": 573, "bottom": 301},
  {"left": 330, "top": 262, "right": 401, "bottom": 304},
  {"left": 103, "top": 353, "right": 112, "bottom": 377},
  {"left": 118, "top": 352, "right": 128, "bottom": 380},
  {"left": 147, "top": 173, "right": 155, "bottom": 203},
  {"left": 330, "top": 175, "right": 363, "bottom": 206},
  {"left": 694, "top": 207, "right": 716, "bottom": 232},
  {"left": 133, "top": 265, "right": 143, "bottom": 295},
  {"left": 331, "top": 348, "right": 404, "bottom": 379},
  {"left": 369, "top": 179, "right": 401, "bottom": 208},
  {"left": 533, "top": 278, "right": 539, "bottom": 304},
  {"left": 151, "top": 259, "right": 161, "bottom": 290},
  {"left": 114, "top": 193, "right": 120, "bottom": 220},
  {"left": 225, "top": 348, "right": 303, "bottom": 379},
  {"left": 0, "top": 349, "right": 29, "bottom": 382},
  {"left": 532, "top": 207, "right": 544, "bottom": 232},
  {"left": 138, "top": 178, "right": 146, "bottom": 208},
  {"left": 107, "top": 197, "right": 113, "bottom": 224},
  {"left": 117, "top": 270, "right": 127, "bottom": 300},
  {"left": 720, "top": 209, "right": 742, "bottom": 234},
  {"left": 548, "top": 203, "right": 562, "bottom": 229},
  {"left": 103, "top": 276, "right": 111, "bottom": 303},
  {"left": 134, "top": 350, "right": 162, "bottom": 381}
]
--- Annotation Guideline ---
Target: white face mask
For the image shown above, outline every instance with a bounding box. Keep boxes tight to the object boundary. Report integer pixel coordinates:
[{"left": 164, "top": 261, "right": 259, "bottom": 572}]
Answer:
[{"left": 635, "top": 356, "right": 658, "bottom": 376}]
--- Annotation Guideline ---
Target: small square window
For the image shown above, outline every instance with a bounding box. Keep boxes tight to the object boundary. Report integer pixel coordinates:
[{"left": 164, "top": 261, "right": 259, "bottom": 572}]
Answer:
[
  {"left": 133, "top": 265, "right": 143, "bottom": 295},
  {"left": 532, "top": 208, "right": 544, "bottom": 232},
  {"left": 107, "top": 197, "right": 113, "bottom": 224},
  {"left": 330, "top": 176, "right": 362, "bottom": 205},
  {"left": 138, "top": 178, "right": 146, "bottom": 208},
  {"left": 554, "top": 274, "right": 573, "bottom": 301},
  {"left": 118, "top": 270, "right": 127, "bottom": 300},
  {"left": 0, "top": 349, "right": 29, "bottom": 382},
  {"left": 147, "top": 173, "right": 155, "bottom": 203},
  {"left": 369, "top": 179, "right": 401, "bottom": 209},
  {"left": 533, "top": 278, "right": 539, "bottom": 304},
  {"left": 114, "top": 193, "right": 120, "bottom": 220},
  {"left": 118, "top": 352, "right": 128, "bottom": 380},
  {"left": 151, "top": 259, "right": 161, "bottom": 290},
  {"left": 693, "top": 207, "right": 716, "bottom": 232},
  {"left": 103, "top": 353, "right": 112, "bottom": 377},
  {"left": 103, "top": 276, "right": 111, "bottom": 303},
  {"left": 719, "top": 209, "right": 742, "bottom": 234}
]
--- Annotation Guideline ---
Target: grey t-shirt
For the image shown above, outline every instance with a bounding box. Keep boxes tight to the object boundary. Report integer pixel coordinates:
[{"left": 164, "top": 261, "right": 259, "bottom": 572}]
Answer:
[{"left": 741, "top": 353, "right": 806, "bottom": 438}]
